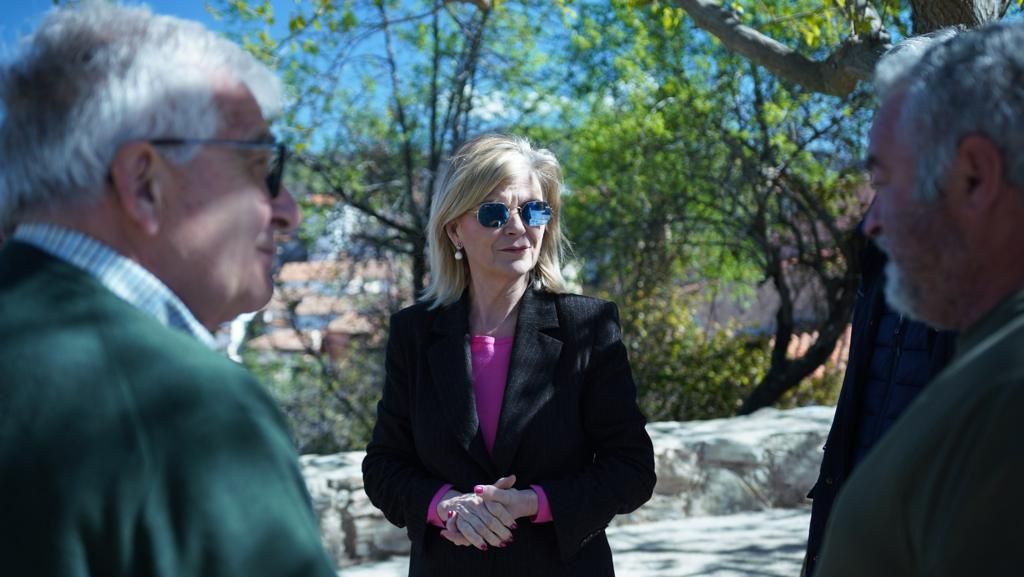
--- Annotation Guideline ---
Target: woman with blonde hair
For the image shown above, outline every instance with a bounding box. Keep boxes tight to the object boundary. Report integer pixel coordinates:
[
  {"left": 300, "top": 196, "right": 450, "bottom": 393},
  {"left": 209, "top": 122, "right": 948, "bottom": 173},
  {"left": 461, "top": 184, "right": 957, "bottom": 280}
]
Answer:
[{"left": 363, "top": 133, "right": 655, "bottom": 576}]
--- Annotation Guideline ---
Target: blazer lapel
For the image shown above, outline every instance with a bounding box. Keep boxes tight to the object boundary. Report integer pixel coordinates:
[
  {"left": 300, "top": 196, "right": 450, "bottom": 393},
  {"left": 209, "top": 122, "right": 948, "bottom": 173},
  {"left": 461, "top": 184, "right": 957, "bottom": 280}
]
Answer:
[
  {"left": 427, "top": 293, "right": 496, "bottom": 477},
  {"left": 491, "top": 289, "right": 563, "bottom": 474}
]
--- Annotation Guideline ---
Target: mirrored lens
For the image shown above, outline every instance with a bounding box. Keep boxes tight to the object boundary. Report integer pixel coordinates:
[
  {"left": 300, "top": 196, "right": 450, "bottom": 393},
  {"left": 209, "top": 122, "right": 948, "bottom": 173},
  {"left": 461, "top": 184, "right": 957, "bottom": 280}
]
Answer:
[
  {"left": 521, "top": 200, "right": 552, "bottom": 227},
  {"left": 477, "top": 202, "right": 511, "bottom": 228}
]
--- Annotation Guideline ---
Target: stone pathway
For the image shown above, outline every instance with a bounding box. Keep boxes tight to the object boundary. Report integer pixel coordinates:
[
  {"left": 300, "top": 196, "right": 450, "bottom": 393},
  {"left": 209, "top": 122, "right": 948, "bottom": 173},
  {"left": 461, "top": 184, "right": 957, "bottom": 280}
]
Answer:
[{"left": 343, "top": 506, "right": 810, "bottom": 576}]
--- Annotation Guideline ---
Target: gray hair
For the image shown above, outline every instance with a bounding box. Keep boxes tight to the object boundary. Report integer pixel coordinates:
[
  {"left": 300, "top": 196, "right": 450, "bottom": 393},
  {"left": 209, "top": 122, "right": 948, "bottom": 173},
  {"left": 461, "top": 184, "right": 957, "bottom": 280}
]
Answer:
[
  {"left": 0, "top": 1, "right": 282, "bottom": 223},
  {"left": 900, "top": 22, "right": 1024, "bottom": 202},
  {"left": 873, "top": 28, "right": 962, "bottom": 102},
  {"left": 422, "top": 133, "right": 570, "bottom": 308}
]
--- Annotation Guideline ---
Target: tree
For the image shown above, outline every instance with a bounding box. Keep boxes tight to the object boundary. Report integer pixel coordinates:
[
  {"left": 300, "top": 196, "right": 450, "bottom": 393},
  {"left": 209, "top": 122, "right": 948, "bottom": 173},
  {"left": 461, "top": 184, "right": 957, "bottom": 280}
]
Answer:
[
  {"left": 560, "top": 1, "right": 871, "bottom": 414},
  {"left": 243, "top": 259, "right": 401, "bottom": 453},
  {"left": 213, "top": 0, "right": 566, "bottom": 297},
  {"left": 671, "top": 0, "right": 1021, "bottom": 97}
]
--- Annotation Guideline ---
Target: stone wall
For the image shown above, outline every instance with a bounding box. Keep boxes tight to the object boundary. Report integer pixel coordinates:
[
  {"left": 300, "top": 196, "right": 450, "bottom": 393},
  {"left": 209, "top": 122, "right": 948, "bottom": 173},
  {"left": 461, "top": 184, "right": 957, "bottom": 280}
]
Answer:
[{"left": 300, "top": 405, "right": 834, "bottom": 569}]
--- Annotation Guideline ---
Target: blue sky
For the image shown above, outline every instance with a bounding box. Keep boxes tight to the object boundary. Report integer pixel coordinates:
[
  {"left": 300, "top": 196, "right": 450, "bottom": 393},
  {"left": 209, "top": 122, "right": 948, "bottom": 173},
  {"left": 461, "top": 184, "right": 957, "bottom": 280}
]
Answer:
[{"left": 1, "top": 1, "right": 222, "bottom": 54}]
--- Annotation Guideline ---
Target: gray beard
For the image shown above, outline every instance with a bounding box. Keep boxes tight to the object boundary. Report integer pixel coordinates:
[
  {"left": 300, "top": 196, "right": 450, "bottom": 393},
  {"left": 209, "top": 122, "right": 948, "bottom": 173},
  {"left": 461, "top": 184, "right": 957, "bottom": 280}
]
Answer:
[{"left": 883, "top": 259, "right": 928, "bottom": 322}]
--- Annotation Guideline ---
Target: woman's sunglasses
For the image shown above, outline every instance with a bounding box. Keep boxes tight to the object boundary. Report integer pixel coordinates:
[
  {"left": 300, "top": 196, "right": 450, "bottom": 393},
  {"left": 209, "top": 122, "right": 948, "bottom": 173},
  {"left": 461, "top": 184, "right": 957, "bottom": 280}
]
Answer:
[{"left": 474, "top": 200, "right": 553, "bottom": 229}]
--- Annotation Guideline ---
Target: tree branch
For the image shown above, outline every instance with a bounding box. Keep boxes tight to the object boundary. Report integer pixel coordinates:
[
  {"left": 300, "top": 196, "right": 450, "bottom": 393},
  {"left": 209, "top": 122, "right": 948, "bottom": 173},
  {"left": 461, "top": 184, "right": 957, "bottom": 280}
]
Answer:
[
  {"left": 447, "top": 0, "right": 490, "bottom": 9},
  {"left": 299, "top": 156, "right": 420, "bottom": 238},
  {"left": 377, "top": 2, "right": 423, "bottom": 234},
  {"left": 674, "top": 0, "right": 889, "bottom": 97},
  {"left": 910, "top": 0, "right": 1011, "bottom": 34}
]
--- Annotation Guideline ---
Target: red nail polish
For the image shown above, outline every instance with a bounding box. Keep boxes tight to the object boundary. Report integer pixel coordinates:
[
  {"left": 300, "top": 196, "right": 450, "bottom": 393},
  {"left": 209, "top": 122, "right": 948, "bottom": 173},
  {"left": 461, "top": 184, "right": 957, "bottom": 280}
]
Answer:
[
  {"left": 510, "top": 521, "right": 518, "bottom": 529},
  {"left": 447, "top": 510, "right": 454, "bottom": 519},
  {"left": 474, "top": 485, "right": 484, "bottom": 494},
  {"left": 480, "top": 544, "right": 488, "bottom": 551}
]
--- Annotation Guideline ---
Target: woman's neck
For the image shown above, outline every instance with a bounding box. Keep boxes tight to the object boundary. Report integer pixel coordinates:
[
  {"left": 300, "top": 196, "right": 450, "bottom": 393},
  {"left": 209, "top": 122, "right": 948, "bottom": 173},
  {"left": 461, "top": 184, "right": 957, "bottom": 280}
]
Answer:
[{"left": 468, "top": 276, "right": 529, "bottom": 337}]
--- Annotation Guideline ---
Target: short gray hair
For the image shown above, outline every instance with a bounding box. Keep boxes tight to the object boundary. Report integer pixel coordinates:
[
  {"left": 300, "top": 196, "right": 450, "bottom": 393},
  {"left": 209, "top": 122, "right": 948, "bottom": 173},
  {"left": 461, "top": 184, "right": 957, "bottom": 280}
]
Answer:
[
  {"left": 900, "top": 22, "right": 1024, "bottom": 202},
  {"left": 0, "top": 1, "right": 283, "bottom": 223},
  {"left": 422, "top": 133, "right": 570, "bottom": 308},
  {"left": 873, "top": 28, "right": 962, "bottom": 102}
]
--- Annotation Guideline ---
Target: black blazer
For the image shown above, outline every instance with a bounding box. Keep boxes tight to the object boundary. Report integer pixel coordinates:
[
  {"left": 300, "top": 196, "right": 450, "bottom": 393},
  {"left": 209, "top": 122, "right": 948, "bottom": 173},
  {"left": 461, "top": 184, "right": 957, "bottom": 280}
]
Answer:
[{"left": 362, "top": 288, "right": 656, "bottom": 577}]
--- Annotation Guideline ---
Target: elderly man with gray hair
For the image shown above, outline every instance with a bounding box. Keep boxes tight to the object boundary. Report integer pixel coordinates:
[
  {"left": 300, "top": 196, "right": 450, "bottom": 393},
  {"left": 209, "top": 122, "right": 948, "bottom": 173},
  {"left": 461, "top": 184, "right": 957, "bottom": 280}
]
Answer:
[
  {"left": 816, "top": 21, "right": 1024, "bottom": 577},
  {"left": 0, "top": 3, "right": 336, "bottom": 576}
]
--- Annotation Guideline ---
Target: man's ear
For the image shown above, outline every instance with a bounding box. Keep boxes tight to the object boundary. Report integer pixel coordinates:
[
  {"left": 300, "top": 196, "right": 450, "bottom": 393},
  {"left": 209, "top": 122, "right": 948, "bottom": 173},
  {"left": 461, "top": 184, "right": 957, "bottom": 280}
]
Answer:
[
  {"left": 108, "top": 142, "right": 164, "bottom": 236},
  {"left": 951, "top": 135, "right": 1004, "bottom": 212}
]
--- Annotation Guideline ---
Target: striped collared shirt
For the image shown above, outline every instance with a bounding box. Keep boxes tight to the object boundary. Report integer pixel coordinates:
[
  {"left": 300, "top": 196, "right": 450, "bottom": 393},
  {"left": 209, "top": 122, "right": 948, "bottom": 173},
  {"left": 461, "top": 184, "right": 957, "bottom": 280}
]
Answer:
[{"left": 13, "top": 223, "right": 216, "bottom": 348}]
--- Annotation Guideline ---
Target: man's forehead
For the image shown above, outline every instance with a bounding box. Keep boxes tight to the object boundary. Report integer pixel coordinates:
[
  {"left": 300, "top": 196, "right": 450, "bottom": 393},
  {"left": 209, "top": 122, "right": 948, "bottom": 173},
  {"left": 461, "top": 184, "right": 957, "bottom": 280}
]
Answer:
[
  {"left": 873, "top": 88, "right": 909, "bottom": 130},
  {"left": 868, "top": 93, "right": 911, "bottom": 162},
  {"left": 212, "top": 80, "right": 270, "bottom": 138}
]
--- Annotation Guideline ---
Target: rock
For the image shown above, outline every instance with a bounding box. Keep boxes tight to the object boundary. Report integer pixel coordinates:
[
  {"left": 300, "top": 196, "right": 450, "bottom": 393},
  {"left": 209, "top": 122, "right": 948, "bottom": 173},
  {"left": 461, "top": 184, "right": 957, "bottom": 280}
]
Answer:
[
  {"left": 629, "top": 406, "right": 832, "bottom": 523},
  {"left": 300, "top": 452, "right": 410, "bottom": 567},
  {"left": 301, "top": 405, "right": 834, "bottom": 568}
]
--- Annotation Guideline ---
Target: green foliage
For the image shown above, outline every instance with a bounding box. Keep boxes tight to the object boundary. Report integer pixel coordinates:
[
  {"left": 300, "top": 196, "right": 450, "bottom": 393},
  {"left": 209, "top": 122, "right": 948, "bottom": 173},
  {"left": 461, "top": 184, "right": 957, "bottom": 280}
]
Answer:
[
  {"left": 243, "top": 338, "right": 384, "bottom": 454},
  {"left": 777, "top": 364, "right": 843, "bottom": 408},
  {"left": 619, "top": 285, "right": 772, "bottom": 421},
  {"left": 212, "top": 0, "right": 565, "bottom": 150},
  {"left": 619, "top": 284, "right": 843, "bottom": 422},
  {"left": 559, "top": 0, "right": 868, "bottom": 412},
  {"left": 212, "top": 0, "right": 570, "bottom": 295}
]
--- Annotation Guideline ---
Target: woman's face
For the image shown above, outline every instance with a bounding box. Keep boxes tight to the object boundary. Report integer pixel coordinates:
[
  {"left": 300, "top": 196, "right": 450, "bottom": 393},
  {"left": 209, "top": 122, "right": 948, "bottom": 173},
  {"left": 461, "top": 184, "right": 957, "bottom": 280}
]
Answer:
[{"left": 448, "top": 170, "right": 548, "bottom": 291}]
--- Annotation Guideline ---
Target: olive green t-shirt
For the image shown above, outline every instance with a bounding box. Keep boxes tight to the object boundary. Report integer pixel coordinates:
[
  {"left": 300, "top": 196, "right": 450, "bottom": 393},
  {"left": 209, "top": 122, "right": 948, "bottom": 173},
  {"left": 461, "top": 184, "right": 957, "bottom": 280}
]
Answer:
[{"left": 817, "top": 291, "right": 1024, "bottom": 577}]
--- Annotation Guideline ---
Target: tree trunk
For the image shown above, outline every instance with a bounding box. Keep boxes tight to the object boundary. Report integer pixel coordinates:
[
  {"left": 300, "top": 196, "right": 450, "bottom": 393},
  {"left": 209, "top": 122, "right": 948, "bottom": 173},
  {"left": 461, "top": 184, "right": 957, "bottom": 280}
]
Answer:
[
  {"left": 737, "top": 300, "right": 855, "bottom": 414},
  {"left": 411, "top": 237, "right": 428, "bottom": 299},
  {"left": 911, "top": 0, "right": 1012, "bottom": 33},
  {"left": 738, "top": 236, "right": 861, "bottom": 414}
]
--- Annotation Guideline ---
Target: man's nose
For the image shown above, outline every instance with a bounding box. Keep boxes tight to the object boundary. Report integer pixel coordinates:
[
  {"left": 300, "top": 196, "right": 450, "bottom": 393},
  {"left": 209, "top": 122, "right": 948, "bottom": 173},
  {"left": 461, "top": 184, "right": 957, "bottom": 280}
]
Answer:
[
  {"left": 272, "top": 184, "right": 301, "bottom": 232},
  {"left": 863, "top": 197, "right": 883, "bottom": 239}
]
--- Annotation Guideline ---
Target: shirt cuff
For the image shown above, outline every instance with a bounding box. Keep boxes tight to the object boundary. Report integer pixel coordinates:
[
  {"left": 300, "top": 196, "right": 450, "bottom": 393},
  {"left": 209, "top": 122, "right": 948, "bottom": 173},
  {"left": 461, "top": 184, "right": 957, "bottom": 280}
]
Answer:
[
  {"left": 530, "top": 484, "right": 553, "bottom": 523},
  {"left": 427, "top": 483, "right": 454, "bottom": 528}
]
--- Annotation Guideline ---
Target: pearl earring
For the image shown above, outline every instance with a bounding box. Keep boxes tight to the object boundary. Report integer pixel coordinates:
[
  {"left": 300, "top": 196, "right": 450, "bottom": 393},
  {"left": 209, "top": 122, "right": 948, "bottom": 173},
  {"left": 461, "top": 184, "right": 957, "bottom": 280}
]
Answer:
[{"left": 454, "top": 243, "right": 464, "bottom": 261}]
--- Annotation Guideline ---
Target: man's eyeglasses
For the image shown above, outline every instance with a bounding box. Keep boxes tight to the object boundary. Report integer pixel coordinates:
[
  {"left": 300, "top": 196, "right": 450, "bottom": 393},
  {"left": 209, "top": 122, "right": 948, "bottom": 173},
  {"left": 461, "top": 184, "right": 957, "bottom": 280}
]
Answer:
[
  {"left": 474, "top": 199, "right": 552, "bottom": 229},
  {"left": 149, "top": 138, "right": 287, "bottom": 198}
]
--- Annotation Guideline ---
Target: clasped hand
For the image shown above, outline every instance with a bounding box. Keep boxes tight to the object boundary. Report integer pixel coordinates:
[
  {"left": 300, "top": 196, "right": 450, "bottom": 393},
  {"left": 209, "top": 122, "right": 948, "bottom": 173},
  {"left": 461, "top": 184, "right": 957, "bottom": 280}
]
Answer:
[{"left": 436, "top": 474, "right": 538, "bottom": 550}]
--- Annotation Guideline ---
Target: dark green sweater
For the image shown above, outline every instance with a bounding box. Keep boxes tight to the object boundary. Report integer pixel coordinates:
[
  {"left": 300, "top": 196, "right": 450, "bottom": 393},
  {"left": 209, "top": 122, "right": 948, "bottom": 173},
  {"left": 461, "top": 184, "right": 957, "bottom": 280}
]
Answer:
[
  {"left": 817, "top": 290, "right": 1024, "bottom": 576},
  {"left": 0, "top": 242, "right": 336, "bottom": 576}
]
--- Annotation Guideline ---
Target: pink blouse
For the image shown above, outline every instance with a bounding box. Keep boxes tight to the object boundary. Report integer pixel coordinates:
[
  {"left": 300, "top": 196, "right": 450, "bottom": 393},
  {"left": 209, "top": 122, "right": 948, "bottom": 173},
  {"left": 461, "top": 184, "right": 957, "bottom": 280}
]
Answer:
[{"left": 427, "top": 335, "right": 552, "bottom": 527}]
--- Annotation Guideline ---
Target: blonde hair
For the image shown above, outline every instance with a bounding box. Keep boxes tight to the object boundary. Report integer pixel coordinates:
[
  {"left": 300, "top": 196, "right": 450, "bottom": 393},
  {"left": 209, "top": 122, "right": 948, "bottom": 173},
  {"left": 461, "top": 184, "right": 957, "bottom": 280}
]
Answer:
[{"left": 422, "top": 133, "right": 570, "bottom": 308}]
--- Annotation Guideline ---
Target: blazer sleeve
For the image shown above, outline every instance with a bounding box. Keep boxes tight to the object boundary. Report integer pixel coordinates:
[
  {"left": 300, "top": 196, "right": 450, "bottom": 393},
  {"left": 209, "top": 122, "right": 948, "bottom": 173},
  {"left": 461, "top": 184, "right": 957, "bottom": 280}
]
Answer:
[
  {"left": 362, "top": 311, "right": 449, "bottom": 545},
  {"left": 540, "top": 301, "right": 657, "bottom": 561}
]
